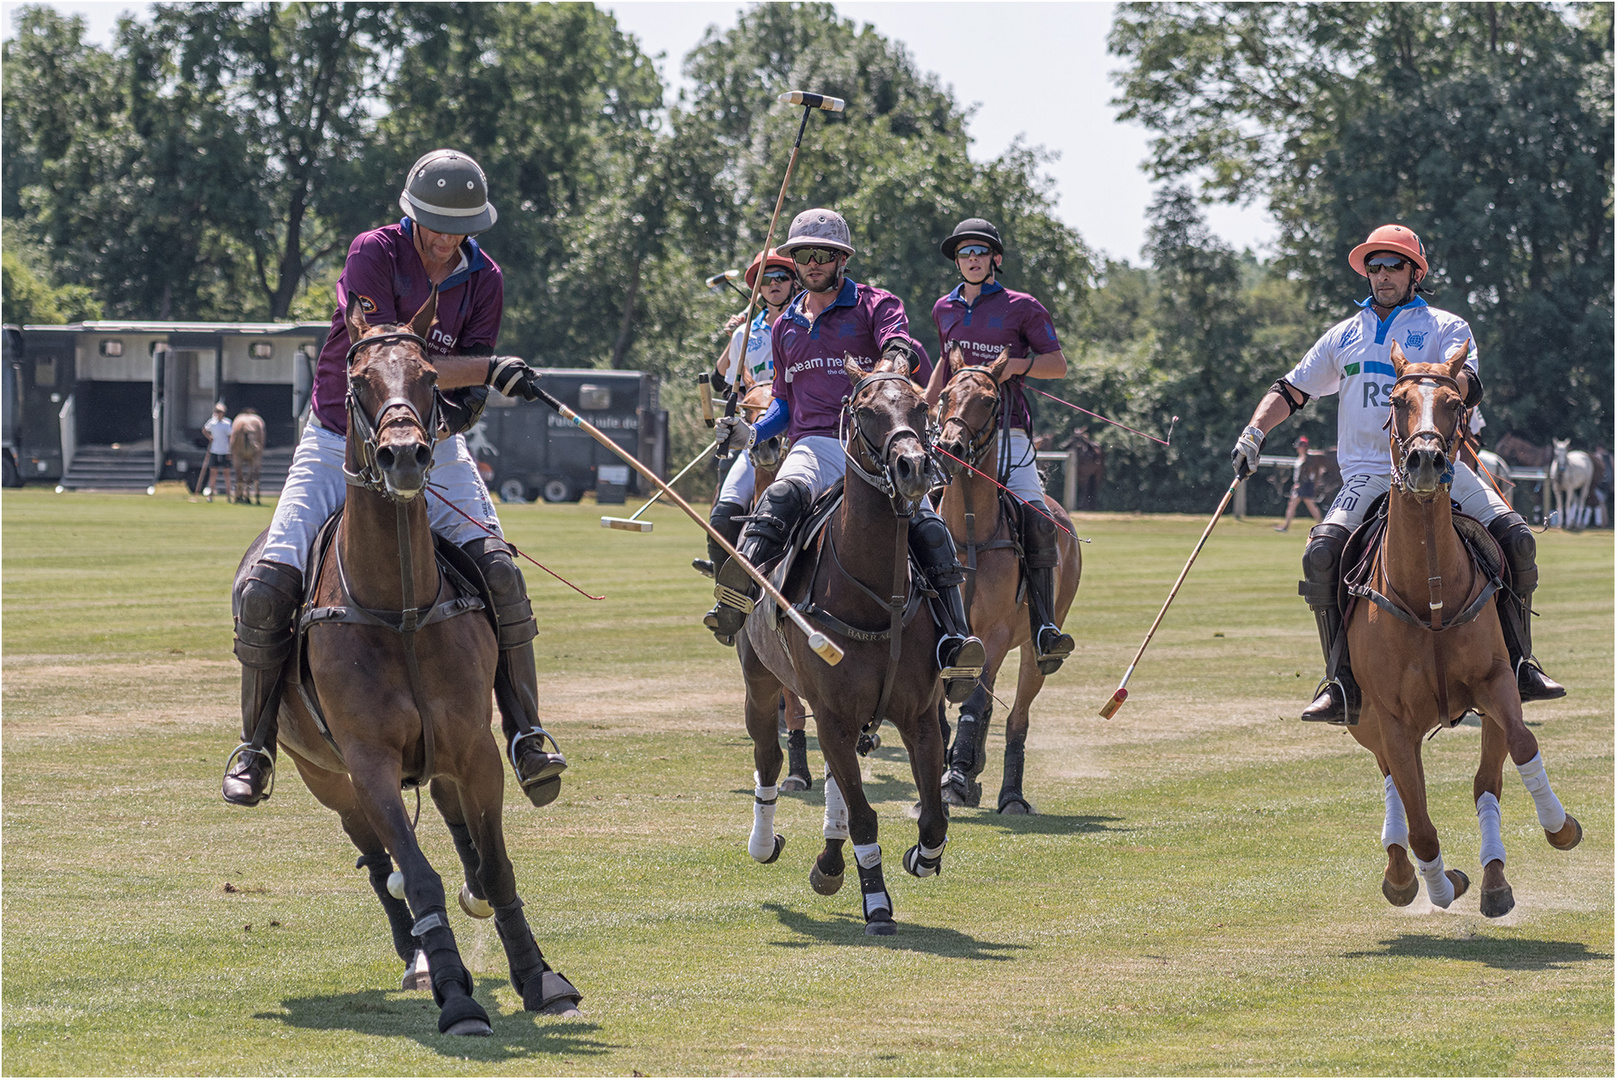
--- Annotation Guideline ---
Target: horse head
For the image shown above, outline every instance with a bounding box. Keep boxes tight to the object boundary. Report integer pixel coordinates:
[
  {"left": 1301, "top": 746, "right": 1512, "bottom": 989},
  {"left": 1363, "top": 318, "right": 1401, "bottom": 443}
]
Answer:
[
  {"left": 841, "top": 349, "right": 932, "bottom": 509},
  {"left": 739, "top": 384, "right": 782, "bottom": 470},
  {"left": 934, "top": 347, "right": 1009, "bottom": 480},
  {"left": 344, "top": 290, "right": 441, "bottom": 501},
  {"left": 1387, "top": 339, "right": 1468, "bottom": 496},
  {"left": 1552, "top": 438, "right": 1571, "bottom": 471}
]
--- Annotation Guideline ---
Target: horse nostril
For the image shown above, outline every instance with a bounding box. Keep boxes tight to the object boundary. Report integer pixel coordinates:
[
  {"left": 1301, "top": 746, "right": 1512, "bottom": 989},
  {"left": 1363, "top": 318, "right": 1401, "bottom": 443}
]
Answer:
[
  {"left": 413, "top": 444, "right": 431, "bottom": 469},
  {"left": 376, "top": 446, "right": 396, "bottom": 470}
]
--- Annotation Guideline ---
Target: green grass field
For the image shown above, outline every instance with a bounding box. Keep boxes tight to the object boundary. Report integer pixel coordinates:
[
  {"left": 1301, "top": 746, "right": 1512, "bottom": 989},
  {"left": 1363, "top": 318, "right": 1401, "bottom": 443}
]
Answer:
[{"left": 3, "top": 485, "right": 1611, "bottom": 1075}]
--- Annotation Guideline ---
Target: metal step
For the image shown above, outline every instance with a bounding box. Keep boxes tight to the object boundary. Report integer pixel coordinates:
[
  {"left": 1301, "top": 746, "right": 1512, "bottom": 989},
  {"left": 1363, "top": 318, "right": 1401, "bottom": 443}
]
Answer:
[{"left": 60, "top": 446, "right": 155, "bottom": 492}]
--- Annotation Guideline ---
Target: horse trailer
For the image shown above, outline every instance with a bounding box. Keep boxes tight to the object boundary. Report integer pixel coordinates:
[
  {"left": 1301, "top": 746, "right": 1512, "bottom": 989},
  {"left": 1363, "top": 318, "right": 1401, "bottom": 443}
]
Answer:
[{"left": 466, "top": 369, "right": 667, "bottom": 503}]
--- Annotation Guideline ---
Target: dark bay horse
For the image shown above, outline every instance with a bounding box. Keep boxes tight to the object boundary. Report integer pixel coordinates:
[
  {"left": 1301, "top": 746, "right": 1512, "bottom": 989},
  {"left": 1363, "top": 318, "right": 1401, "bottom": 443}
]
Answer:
[
  {"left": 735, "top": 354, "right": 949, "bottom": 934},
  {"left": 933, "top": 350, "right": 1080, "bottom": 812},
  {"left": 1345, "top": 342, "right": 1581, "bottom": 916},
  {"left": 237, "top": 292, "right": 580, "bottom": 1033}
]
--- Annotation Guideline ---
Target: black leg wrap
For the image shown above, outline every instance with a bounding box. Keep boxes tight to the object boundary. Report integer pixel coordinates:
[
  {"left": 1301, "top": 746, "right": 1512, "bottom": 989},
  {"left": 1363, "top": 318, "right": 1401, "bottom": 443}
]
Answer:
[
  {"left": 493, "top": 900, "right": 546, "bottom": 995},
  {"left": 857, "top": 858, "right": 894, "bottom": 930},
  {"left": 943, "top": 696, "right": 991, "bottom": 808},
  {"left": 784, "top": 728, "right": 812, "bottom": 791},
  {"left": 997, "top": 737, "right": 1029, "bottom": 813},
  {"left": 357, "top": 853, "right": 416, "bottom": 964},
  {"left": 415, "top": 916, "right": 476, "bottom": 1011}
]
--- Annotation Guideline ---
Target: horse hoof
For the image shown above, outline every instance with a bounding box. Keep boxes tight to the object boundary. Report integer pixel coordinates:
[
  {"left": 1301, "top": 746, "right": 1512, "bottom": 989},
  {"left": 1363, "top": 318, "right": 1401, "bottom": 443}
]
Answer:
[
  {"left": 864, "top": 918, "right": 897, "bottom": 936},
  {"left": 1382, "top": 875, "right": 1419, "bottom": 907},
  {"left": 997, "top": 792, "right": 1033, "bottom": 815},
  {"left": 437, "top": 993, "right": 491, "bottom": 1036},
  {"left": 780, "top": 774, "right": 811, "bottom": 793},
  {"left": 751, "top": 833, "right": 786, "bottom": 865},
  {"left": 401, "top": 949, "right": 431, "bottom": 991},
  {"left": 809, "top": 861, "right": 844, "bottom": 896},
  {"left": 1446, "top": 868, "right": 1471, "bottom": 901},
  {"left": 541, "top": 1001, "right": 584, "bottom": 1018},
  {"left": 1480, "top": 884, "right": 1516, "bottom": 918},
  {"left": 903, "top": 844, "right": 943, "bottom": 878},
  {"left": 941, "top": 774, "right": 981, "bottom": 808},
  {"left": 458, "top": 883, "right": 493, "bottom": 919},
  {"left": 1547, "top": 814, "right": 1583, "bottom": 851},
  {"left": 444, "top": 1018, "right": 493, "bottom": 1037}
]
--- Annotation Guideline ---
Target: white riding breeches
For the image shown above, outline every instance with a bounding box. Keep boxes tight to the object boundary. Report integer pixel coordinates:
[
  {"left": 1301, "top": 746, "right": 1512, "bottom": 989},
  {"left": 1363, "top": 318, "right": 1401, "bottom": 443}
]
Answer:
[
  {"left": 1322, "top": 464, "right": 1513, "bottom": 532},
  {"left": 998, "top": 428, "right": 1048, "bottom": 505},
  {"left": 260, "top": 418, "right": 502, "bottom": 572},
  {"left": 717, "top": 449, "right": 757, "bottom": 507},
  {"left": 771, "top": 435, "right": 845, "bottom": 501}
]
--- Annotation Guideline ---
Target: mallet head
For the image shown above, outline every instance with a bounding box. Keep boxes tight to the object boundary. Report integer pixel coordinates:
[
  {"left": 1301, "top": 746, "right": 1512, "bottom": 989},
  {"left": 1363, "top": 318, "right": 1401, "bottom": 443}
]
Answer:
[
  {"left": 808, "top": 632, "right": 844, "bottom": 666},
  {"left": 1098, "top": 687, "right": 1127, "bottom": 719},
  {"left": 601, "top": 516, "right": 653, "bottom": 532},
  {"left": 778, "top": 90, "right": 846, "bottom": 113}
]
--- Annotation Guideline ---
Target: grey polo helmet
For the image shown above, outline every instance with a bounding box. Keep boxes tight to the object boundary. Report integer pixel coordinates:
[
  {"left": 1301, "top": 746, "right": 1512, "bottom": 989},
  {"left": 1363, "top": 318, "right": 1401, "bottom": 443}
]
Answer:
[
  {"left": 399, "top": 149, "right": 498, "bottom": 235},
  {"left": 778, "top": 208, "right": 854, "bottom": 256}
]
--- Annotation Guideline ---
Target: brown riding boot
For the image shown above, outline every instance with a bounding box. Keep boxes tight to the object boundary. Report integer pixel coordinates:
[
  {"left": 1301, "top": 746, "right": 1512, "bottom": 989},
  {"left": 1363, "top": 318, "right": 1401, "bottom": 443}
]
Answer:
[{"left": 223, "top": 560, "right": 302, "bottom": 806}]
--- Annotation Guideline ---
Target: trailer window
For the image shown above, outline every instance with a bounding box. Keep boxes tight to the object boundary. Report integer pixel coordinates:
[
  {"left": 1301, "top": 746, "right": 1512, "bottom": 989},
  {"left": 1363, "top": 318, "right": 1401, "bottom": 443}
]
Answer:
[
  {"left": 98, "top": 339, "right": 124, "bottom": 357},
  {"left": 35, "top": 358, "right": 56, "bottom": 386},
  {"left": 249, "top": 342, "right": 275, "bottom": 359},
  {"left": 579, "top": 384, "right": 611, "bottom": 410}
]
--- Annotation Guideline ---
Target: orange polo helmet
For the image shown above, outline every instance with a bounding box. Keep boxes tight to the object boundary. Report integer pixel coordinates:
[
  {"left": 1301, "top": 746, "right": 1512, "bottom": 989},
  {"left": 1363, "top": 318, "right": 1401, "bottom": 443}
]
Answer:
[
  {"left": 1348, "top": 224, "right": 1428, "bottom": 280},
  {"left": 743, "top": 248, "right": 798, "bottom": 290}
]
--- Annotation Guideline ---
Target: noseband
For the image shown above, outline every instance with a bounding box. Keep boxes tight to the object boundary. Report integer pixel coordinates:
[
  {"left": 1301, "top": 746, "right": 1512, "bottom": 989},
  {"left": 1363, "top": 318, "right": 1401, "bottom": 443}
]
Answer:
[
  {"left": 840, "top": 370, "right": 933, "bottom": 512},
  {"left": 936, "top": 366, "right": 1001, "bottom": 467},
  {"left": 1385, "top": 372, "right": 1462, "bottom": 492},
  {"left": 343, "top": 331, "right": 442, "bottom": 501}
]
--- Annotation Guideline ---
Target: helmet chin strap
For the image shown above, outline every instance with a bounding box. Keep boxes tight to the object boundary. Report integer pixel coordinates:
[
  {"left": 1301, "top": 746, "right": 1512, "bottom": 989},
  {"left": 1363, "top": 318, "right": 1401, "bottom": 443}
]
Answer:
[{"left": 956, "top": 255, "right": 1000, "bottom": 287}]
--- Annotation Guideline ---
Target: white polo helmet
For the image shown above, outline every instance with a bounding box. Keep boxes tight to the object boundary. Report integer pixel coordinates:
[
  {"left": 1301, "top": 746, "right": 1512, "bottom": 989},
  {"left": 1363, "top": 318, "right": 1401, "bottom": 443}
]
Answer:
[
  {"left": 778, "top": 208, "right": 854, "bottom": 256},
  {"left": 399, "top": 149, "right": 497, "bottom": 234}
]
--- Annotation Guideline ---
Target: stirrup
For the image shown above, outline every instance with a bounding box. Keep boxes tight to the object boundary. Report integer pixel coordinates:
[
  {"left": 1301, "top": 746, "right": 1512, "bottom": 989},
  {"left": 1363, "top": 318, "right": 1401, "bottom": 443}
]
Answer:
[
  {"left": 712, "top": 582, "right": 756, "bottom": 614},
  {"left": 1515, "top": 656, "right": 1566, "bottom": 702},
  {"left": 222, "top": 743, "right": 275, "bottom": 805},
  {"left": 1302, "top": 678, "right": 1358, "bottom": 727},
  {"left": 1034, "top": 625, "right": 1075, "bottom": 675},
  {"left": 939, "top": 636, "right": 985, "bottom": 704},
  {"left": 510, "top": 728, "right": 567, "bottom": 807}
]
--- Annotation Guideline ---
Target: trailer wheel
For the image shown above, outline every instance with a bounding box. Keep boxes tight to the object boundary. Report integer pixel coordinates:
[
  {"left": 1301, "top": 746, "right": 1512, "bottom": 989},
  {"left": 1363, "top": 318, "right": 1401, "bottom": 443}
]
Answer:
[
  {"left": 541, "top": 477, "right": 574, "bottom": 503},
  {"left": 498, "top": 478, "right": 529, "bottom": 504}
]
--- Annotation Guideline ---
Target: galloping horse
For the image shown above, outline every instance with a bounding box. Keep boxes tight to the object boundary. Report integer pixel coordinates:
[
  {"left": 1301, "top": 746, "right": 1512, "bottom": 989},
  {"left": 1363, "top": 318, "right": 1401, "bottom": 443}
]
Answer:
[
  {"left": 933, "top": 349, "right": 1080, "bottom": 812},
  {"left": 230, "top": 408, "right": 265, "bottom": 505},
  {"left": 735, "top": 353, "right": 949, "bottom": 934},
  {"left": 1344, "top": 342, "right": 1580, "bottom": 915},
  {"left": 1550, "top": 438, "right": 1594, "bottom": 531},
  {"left": 234, "top": 292, "right": 580, "bottom": 1033}
]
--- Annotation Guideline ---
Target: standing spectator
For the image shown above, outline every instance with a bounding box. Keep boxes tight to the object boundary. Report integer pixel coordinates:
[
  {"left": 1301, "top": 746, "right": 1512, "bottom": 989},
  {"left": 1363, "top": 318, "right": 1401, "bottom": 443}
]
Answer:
[
  {"left": 1274, "top": 435, "right": 1323, "bottom": 532},
  {"left": 201, "top": 402, "right": 233, "bottom": 503}
]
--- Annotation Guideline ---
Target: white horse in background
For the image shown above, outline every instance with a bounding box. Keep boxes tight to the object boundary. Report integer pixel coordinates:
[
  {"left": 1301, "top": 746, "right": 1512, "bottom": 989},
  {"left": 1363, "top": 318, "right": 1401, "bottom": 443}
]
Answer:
[
  {"left": 1550, "top": 438, "right": 1593, "bottom": 531},
  {"left": 1476, "top": 448, "right": 1515, "bottom": 504}
]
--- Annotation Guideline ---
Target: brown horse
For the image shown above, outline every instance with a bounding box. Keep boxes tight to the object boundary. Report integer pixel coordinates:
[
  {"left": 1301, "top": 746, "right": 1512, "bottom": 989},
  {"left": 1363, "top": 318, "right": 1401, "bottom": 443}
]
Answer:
[
  {"left": 735, "top": 353, "right": 949, "bottom": 934},
  {"left": 1058, "top": 429, "right": 1106, "bottom": 510},
  {"left": 230, "top": 408, "right": 265, "bottom": 505},
  {"left": 1344, "top": 342, "right": 1581, "bottom": 916},
  {"left": 934, "top": 351, "right": 1081, "bottom": 812},
  {"left": 233, "top": 292, "right": 580, "bottom": 1033}
]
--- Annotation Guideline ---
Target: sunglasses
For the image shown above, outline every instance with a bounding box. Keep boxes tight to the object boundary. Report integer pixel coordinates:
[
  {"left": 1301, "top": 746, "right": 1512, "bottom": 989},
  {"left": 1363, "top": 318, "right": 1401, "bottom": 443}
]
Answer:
[
  {"left": 954, "top": 243, "right": 993, "bottom": 259},
  {"left": 1366, "top": 255, "right": 1409, "bottom": 273},
  {"left": 791, "top": 247, "right": 842, "bottom": 265},
  {"left": 761, "top": 270, "right": 794, "bottom": 283}
]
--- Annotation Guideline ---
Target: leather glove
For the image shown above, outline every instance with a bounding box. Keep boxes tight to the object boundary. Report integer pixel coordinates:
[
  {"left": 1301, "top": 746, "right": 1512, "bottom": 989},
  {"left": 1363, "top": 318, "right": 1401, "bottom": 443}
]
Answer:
[
  {"left": 714, "top": 415, "right": 754, "bottom": 456},
  {"left": 486, "top": 356, "right": 542, "bottom": 401},
  {"left": 1231, "top": 424, "right": 1264, "bottom": 479}
]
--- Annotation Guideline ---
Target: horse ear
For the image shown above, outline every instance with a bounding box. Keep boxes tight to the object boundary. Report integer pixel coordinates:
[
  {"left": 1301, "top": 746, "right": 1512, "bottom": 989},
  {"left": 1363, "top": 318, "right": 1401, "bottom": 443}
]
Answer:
[
  {"left": 409, "top": 289, "right": 439, "bottom": 342},
  {"left": 1445, "top": 338, "right": 1471, "bottom": 380},
  {"left": 1389, "top": 340, "right": 1408, "bottom": 377},
  {"left": 345, "top": 291, "right": 369, "bottom": 346},
  {"left": 843, "top": 352, "right": 869, "bottom": 384},
  {"left": 988, "top": 349, "right": 1013, "bottom": 384},
  {"left": 948, "top": 345, "right": 965, "bottom": 375}
]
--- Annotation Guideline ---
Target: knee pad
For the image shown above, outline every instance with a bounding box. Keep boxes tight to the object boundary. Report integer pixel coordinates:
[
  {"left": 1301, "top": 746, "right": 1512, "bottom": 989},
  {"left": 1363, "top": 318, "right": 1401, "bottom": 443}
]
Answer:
[
  {"left": 1302, "top": 522, "right": 1352, "bottom": 585},
  {"left": 709, "top": 500, "right": 749, "bottom": 543},
  {"left": 233, "top": 561, "right": 302, "bottom": 666},
  {"left": 464, "top": 538, "right": 536, "bottom": 646},
  {"left": 750, "top": 479, "right": 812, "bottom": 546},
  {"left": 909, "top": 509, "right": 965, "bottom": 587},
  {"left": 1486, "top": 513, "right": 1535, "bottom": 574}
]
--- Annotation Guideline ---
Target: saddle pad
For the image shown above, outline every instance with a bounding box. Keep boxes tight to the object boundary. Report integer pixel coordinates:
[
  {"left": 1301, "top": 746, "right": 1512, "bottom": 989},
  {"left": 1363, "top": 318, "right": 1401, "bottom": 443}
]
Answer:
[
  {"left": 1340, "top": 496, "right": 1507, "bottom": 615},
  {"left": 767, "top": 477, "right": 847, "bottom": 597}
]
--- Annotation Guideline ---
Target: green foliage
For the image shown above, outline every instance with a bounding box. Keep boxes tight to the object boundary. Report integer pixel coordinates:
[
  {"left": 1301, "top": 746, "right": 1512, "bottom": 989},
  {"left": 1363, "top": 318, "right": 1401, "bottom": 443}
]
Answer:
[
  {"left": 1, "top": 244, "right": 102, "bottom": 324},
  {"left": 1111, "top": 1, "right": 1614, "bottom": 447}
]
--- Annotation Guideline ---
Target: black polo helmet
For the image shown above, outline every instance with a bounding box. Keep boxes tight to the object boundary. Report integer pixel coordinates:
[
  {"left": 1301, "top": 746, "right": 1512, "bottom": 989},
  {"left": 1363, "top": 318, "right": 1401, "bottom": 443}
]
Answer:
[
  {"left": 399, "top": 149, "right": 497, "bottom": 235},
  {"left": 940, "top": 218, "right": 1003, "bottom": 259}
]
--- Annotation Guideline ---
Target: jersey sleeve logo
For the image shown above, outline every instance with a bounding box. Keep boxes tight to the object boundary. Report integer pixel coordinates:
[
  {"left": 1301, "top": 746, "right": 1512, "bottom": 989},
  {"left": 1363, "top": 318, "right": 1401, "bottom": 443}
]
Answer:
[
  {"left": 1338, "top": 323, "right": 1362, "bottom": 349},
  {"left": 355, "top": 294, "right": 378, "bottom": 315},
  {"left": 1404, "top": 330, "right": 1427, "bottom": 349}
]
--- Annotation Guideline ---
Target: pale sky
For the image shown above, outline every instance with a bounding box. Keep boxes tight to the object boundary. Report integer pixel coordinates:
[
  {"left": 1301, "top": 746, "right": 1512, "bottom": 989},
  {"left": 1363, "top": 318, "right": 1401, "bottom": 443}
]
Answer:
[{"left": 3, "top": 0, "right": 1278, "bottom": 263}]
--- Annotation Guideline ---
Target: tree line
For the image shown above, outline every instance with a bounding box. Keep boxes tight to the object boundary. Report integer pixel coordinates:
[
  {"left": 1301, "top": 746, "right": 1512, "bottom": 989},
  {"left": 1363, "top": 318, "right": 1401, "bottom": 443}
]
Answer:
[{"left": 3, "top": 2, "right": 1609, "bottom": 511}]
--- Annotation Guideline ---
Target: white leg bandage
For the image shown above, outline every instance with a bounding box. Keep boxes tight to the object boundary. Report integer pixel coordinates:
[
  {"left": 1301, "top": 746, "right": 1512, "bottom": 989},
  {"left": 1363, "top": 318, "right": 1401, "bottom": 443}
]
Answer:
[
  {"left": 1477, "top": 791, "right": 1506, "bottom": 868},
  {"left": 1515, "top": 752, "right": 1567, "bottom": 832},
  {"left": 1415, "top": 851, "right": 1455, "bottom": 908},
  {"left": 749, "top": 772, "right": 779, "bottom": 862},
  {"left": 1381, "top": 774, "right": 1410, "bottom": 851},
  {"left": 822, "top": 774, "right": 850, "bottom": 841}
]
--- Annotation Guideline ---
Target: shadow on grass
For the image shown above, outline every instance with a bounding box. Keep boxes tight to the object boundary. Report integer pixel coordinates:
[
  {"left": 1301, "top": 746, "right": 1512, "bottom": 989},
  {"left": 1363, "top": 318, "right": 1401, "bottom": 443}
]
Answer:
[
  {"left": 761, "top": 901, "right": 1031, "bottom": 960},
  {"left": 1343, "top": 933, "right": 1613, "bottom": 971},
  {"left": 956, "top": 810, "right": 1127, "bottom": 837},
  {"left": 257, "top": 989, "right": 619, "bottom": 1059}
]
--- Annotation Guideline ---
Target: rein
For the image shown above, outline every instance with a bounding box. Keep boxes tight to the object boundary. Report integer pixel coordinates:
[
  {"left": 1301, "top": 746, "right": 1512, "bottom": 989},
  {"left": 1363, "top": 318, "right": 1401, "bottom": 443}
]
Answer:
[{"left": 839, "top": 371, "right": 932, "bottom": 513}]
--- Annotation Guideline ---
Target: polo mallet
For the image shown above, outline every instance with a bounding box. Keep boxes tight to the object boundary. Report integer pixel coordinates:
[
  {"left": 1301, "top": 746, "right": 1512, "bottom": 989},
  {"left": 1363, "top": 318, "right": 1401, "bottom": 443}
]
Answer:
[
  {"left": 1099, "top": 474, "right": 1243, "bottom": 718},
  {"left": 698, "top": 373, "right": 715, "bottom": 428},
  {"left": 719, "top": 89, "right": 847, "bottom": 425},
  {"left": 531, "top": 382, "right": 844, "bottom": 666},
  {"left": 601, "top": 438, "right": 720, "bottom": 532},
  {"left": 705, "top": 269, "right": 749, "bottom": 302}
]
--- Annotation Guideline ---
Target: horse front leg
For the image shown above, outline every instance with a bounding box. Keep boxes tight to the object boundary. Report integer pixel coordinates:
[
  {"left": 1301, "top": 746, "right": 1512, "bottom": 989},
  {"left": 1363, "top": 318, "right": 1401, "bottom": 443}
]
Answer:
[
  {"left": 1472, "top": 662, "right": 1582, "bottom": 852},
  {"left": 898, "top": 699, "right": 949, "bottom": 880},
  {"left": 997, "top": 647, "right": 1045, "bottom": 815},
  {"left": 817, "top": 723, "right": 895, "bottom": 935},
  {"left": 1379, "top": 723, "right": 1469, "bottom": 909},
  {"left": 1474, "top": 715, "right": 1515, "bottom": 917},
  {"left": 740, "top": 644, "right": 787, "bottom": 864},
  {"left": 944, "top": 628, "right": 1008, "bottom": 808},
  {"left": 1351, "top": 717, "right": 1418, "bottom": 908},
  {"left": 348, "top": 749, "right": 491, "bottom": 1036}
]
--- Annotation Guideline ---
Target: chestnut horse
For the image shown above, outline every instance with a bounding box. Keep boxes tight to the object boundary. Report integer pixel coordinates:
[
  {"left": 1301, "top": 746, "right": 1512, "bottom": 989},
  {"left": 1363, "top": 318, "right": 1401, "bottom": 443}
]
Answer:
[
  {"left": 933, "top": 350, "right": 1080, "bottom": 812},
  {"left": 229, "top": 408, "right": 265, "bottom": 505},
  {"left": 239, "top": 292, "right": 580, "bottom": 1033},
  {"left": 735, "top": 354, "right": 949, "bottom": 934},
  {"left": 1345, "top": 342, "right": 1581, "bottom": 916}
]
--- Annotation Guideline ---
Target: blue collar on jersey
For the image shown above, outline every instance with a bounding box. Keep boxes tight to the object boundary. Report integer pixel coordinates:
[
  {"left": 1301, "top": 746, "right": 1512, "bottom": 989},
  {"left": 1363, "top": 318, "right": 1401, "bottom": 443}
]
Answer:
[
  {"left": 1356, "top": 293, "right": 1428, "bottom": 345},
  {"left": 399, "top": 217, "right": 488, "bottom": 292},
  {"left": 945, "top": 279, "right": 1004, "bottom": 307},
  {"left": 783, "top": 276, "right": 860, "bottom": 328}
]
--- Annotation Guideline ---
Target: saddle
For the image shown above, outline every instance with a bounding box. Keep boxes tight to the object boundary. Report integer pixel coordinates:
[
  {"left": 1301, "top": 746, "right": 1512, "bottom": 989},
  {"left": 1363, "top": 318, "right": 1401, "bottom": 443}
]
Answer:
[
  {"left": 1339, "top": 493, "right": 1507, "bottom": 629},
  {"left": 289, "top": 506, "right": 493, "bottom": 775},
  {"left": 952, "top": 488, "right": 1026, "bottom": 607}
]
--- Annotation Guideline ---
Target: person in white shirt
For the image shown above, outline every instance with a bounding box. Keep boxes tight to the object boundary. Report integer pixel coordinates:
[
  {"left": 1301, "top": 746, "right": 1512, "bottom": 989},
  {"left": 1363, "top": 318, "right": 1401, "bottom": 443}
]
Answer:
[
  {"left": 1231, "top": 224, "right": 1563, "bottom": 725},
  {"left": 201, "top": 402, "right": 233, "bottom": 503}
]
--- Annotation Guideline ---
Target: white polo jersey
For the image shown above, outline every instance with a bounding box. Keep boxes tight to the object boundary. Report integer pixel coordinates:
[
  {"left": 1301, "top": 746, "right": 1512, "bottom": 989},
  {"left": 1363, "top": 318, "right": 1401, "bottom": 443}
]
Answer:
[
  {"left": 725, "top": 310, "right": 775, "bottom": 389},
  {"left": 1284, "top": 296, "right": 1478, "bottom": 475}
]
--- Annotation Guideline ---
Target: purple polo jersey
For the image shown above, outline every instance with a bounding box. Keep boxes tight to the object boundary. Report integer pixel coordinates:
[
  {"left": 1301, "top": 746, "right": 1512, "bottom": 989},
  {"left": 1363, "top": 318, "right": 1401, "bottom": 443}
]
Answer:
[
  {"left": 932, "top": 281, "right": 1061, "bottom": 429},
  {"left": 311, "top": 219, "right": 504, "bottom": 435},
  {"left": 770, "top": 277, "right": 932, "bottom": 441}
]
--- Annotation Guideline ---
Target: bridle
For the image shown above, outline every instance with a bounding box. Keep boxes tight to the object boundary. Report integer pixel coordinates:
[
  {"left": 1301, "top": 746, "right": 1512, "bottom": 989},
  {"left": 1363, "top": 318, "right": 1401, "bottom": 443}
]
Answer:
[
  {"left": 839, "top": 370, "right": 933, "bottom": 514},
  {"left": 343, "top": 331, "right": 443, "bottom": 501},
  {"left": 936, "top": 365, "right": 1001, "bottom": 468},
  {"left": 1385, "top": 371, "right": 1462, "bottom": 493}
]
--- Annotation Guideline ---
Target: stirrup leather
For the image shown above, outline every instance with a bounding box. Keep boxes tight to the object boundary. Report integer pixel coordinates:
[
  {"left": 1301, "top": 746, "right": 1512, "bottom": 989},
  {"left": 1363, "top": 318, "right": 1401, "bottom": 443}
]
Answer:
[{"left": 223, "top": 742, "right": 276, "bottom": 801}]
